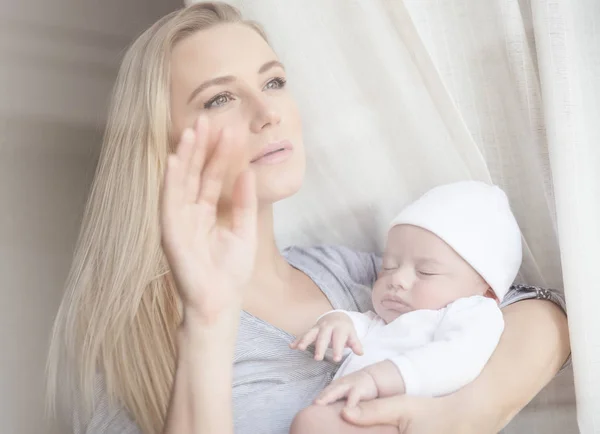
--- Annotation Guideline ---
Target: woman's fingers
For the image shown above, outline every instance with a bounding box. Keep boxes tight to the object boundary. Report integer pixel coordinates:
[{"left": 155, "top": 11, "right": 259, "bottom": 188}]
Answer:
[
  {"left": 341, "top": 395, "right": 414, "bottom": 427},
  {"left": 314, "top": 327, "right": 333, "bottom": 361},
  {"left": 196, "top": 128, "right": 233, "bottom": 209},
  {"left": 185, "top": 117, "right": 209, "bottom": 203},
  {"left": 230, "top": 169, "right": 257, "bottom": 240},
  {"left": 169, "top": 117, "right": 255, "bottom": 238},
  {"left": 160, "top": 155, "right": 178, "bottom": 233},
  {"left": 345, "top": 386, "right": 363, "bottom": 408},
  {"left": 315, "top": 383, "right": 350, "bottom": 406},
  {"left": 175, "top": 126, "right": 196, "bottom": 177},
  {"left": 173, "top": 128, "right": 196, "bottom": 199},
  {"left": 162, "top": 130, "right": 194, "bottom": 222}
]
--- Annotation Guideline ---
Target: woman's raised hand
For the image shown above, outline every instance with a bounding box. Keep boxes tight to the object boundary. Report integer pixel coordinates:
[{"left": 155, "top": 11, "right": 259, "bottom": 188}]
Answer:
[{"left": 160, "top": 116, "right": 257, "bottom": 323}]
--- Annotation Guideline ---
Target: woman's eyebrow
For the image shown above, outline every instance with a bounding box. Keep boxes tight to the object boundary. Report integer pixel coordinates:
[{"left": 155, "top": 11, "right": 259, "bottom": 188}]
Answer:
[
  {"left": 187, "top": 61, "right": 285, "bottom": 105},
  {"left": 187, "top": 75, "right": 235, "bottom": 104},
  {"left": 259, "top": 60, "right": 285, "bottom": 74}
]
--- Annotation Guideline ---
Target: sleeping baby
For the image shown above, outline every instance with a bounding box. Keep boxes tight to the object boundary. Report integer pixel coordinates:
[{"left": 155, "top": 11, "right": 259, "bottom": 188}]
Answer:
[{"left": 289, "top": 180, "right": 523, "bottom": 434}]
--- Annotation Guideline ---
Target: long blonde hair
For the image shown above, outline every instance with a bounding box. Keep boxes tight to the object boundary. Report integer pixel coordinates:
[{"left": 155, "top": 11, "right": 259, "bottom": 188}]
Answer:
[{"left": 46, "top": 3, "right": 267, "bottom": 433}]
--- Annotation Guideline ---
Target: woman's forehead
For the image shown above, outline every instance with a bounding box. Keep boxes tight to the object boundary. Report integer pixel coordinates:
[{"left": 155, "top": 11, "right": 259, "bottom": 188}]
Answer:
[{"left": 170, "top": 23, "right": 277, "bottom": 80}]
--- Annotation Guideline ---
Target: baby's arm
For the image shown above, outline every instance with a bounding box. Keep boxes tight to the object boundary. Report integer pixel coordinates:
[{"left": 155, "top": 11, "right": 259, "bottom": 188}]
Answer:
[
  {"left": 390, "top": 295, "right": 505, "bottom": 397},
  {"left": 315, "top": 359, "right": 407, "bottom": 408}
]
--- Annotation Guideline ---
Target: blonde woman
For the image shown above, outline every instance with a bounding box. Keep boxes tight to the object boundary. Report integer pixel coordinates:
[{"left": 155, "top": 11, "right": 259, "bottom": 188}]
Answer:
[{"left": 47, "top": 3, "right": 571, "bottom": 434}]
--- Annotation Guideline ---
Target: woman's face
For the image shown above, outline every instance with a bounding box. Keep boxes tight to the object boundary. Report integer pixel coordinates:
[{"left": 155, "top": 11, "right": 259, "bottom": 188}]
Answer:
[{"left": 170, "top": 23, "right": 305, "bottom": 205}]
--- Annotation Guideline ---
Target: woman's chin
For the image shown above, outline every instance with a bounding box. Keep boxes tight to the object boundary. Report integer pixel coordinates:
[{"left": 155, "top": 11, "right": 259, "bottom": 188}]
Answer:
[
  {"left": 257, "top": 179, "right": 304, "bottom": 205},
  {"left": 255, "top": 165, "right": 305, "bottom": 205}
]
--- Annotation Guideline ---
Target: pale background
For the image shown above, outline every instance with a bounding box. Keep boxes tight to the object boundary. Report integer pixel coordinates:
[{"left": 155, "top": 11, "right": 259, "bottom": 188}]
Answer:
[{"left": 0, "top": 1, "right": 181, "bottom": 433}]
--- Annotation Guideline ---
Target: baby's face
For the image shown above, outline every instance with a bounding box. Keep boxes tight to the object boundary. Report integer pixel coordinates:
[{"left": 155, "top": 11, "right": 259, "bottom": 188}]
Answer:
[{"left": 372, "top": 225, "right": 495, "bottom": 323}]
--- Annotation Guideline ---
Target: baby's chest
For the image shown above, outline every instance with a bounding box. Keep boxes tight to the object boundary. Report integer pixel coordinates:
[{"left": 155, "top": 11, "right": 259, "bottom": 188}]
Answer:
[{"left": 363, "top": 310, "right": 442, "bottom": 351}]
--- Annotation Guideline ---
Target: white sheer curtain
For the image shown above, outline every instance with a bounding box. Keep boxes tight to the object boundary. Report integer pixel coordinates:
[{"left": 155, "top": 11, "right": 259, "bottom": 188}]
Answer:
[
  {"left": 531, "top": 1, "right": 600, "bottom": 433},
  {"left": 186, "top": 0, "right": 599, "bottom": 432}
]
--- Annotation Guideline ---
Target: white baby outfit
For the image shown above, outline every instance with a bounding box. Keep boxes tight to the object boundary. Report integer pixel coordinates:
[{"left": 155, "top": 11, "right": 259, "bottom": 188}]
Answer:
[{"left": 331, "top": 295, "right": 503, "bottom": 397}]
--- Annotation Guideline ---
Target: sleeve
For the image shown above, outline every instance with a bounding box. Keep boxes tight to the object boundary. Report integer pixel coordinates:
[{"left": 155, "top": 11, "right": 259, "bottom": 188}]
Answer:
[
  {"left": 389, "top": 296, "right": 504, "bottom": 397},
  {"left": 501, "top": 284, "right": 567, "bottom": 312},
  {"left": 501, "top": 284, "right": 571, "bottom": 371},
  {"left": 301, "top": 245, "right": 382, "bottom": 287},
  {"left": 72, "top": 376, "right": 141, "bottom": 434}
]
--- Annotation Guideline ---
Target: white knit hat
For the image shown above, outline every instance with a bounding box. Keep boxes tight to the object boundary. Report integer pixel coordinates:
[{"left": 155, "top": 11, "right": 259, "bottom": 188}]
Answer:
[{"left": 389, "top": 181, "right": 522, "bottom": 301}]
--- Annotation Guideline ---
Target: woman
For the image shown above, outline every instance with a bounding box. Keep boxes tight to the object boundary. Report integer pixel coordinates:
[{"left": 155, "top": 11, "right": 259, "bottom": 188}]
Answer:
[{"left": 46, "top": 3, "right": 571, "bottom": 434}]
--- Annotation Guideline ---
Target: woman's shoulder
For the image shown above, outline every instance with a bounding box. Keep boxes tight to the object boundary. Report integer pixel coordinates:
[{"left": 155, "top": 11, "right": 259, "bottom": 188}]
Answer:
[
  {"left": 282, "top": 244, "right": 381, "bottom": 287},
  {"left": 282, "top": 245, "right": 381, "bottom": 286},
  {"left": 283, "top": 244, "right": 379, "bottom": 313}
]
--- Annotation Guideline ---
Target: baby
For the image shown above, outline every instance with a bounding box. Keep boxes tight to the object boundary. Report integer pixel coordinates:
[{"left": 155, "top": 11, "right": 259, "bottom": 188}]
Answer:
[{"left": 289, "top": 181, "right": 523, "bottom": 433}]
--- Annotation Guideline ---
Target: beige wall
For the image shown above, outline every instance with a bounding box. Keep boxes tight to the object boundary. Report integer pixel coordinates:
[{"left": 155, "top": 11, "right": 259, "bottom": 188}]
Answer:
[{"left": 0, "top": 1, "right": 181, "bottom": 433}]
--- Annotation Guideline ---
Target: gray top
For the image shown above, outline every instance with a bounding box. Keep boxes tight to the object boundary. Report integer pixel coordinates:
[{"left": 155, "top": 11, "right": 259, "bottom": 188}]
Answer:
[{"left": 74, "top": 245, "right": 568, "bottom": 434}]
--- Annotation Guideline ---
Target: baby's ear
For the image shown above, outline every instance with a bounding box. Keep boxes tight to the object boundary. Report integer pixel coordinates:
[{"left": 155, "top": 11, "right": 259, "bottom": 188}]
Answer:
[{"left": 483, "top": 287, "right": 500, "bottom": 304}]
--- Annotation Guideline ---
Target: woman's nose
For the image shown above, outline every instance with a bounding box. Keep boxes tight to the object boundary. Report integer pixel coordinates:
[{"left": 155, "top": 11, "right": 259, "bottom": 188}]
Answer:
[{"left": 249, "top": 95, "right": 281, "bottom": 133}]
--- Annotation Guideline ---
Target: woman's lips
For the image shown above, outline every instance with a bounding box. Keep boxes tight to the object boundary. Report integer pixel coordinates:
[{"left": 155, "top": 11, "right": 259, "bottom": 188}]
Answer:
[{"left": 251, "top": 140, "right": 293, "bottom": 165}]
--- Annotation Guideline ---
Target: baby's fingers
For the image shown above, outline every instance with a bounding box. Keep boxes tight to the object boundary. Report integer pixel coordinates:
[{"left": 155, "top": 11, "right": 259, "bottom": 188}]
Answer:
[
  {"left": 290, "top": 327, "right": 319, "bottom": 351},
  {"left": 348, "top": 332, "right": 364, "bottom": 356},
  {"left": 313, "top": 327, "right": 333, "bottom": 361},
  {"left": 331, "top": 328, "right": 350, "bottom": 362}
]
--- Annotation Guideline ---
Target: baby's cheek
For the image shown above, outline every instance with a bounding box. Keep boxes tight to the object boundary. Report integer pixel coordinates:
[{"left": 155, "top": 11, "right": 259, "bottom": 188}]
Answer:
[
  {"left": 370, "top": 280, "right": 387, "bottom": 310},
  {"left": 415, "top": 287, "right": 450, "bottom": 310}
]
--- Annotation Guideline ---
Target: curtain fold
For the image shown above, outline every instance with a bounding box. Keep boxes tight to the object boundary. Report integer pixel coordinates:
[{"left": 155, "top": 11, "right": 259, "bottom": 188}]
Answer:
[
  {"left": 185, "top": 0, "right": 597, "bottom": 431},
  {"left": 531, "top": 1, "right": 600, "bottom": 432},
  {"left": 400, "top": 0, "right": 563, "bottom": 290}
]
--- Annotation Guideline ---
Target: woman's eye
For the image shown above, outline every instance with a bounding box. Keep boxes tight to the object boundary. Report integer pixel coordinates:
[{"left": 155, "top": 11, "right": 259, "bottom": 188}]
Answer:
[
  {"left": 204, "top": 93, "right": 233, "bottom": 109},
  {"left": 382, "top": 266, "right": 397, "bottom": 272},
  {"left": 418, "top": 271, "right": 437, "bottom": 276},
  {"left": 264, "top": 77, "right": 287, "bottom": 90}
]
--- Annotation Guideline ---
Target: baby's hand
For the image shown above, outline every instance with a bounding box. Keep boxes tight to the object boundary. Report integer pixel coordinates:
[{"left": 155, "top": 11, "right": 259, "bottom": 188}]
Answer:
[
  {"left": 315, "top": 369, "right": 378, "bottom": 407},
  {"left": 290, "top": 312, "right": 363, "bottom": 362}
]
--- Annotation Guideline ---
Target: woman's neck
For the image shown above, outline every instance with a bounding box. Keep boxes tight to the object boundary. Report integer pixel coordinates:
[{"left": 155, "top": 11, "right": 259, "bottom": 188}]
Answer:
[
  {"left": 249, "top": 205, "right": 294, "bottom": 289},
  {"left": 217, "top": 202, "right": 295, "bottom": 292}
]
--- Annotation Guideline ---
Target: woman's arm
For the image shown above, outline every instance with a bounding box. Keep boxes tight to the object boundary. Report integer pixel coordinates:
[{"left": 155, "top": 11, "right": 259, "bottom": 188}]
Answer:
[
  {"left": 454, "top": 298, "right": 571, "bottom": 431},
  {"left": 163, "top": 311, "right": 239, "bottom": 434},
  {"left": 160, "top": 118, "right": 258, "bottom": 434}
]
